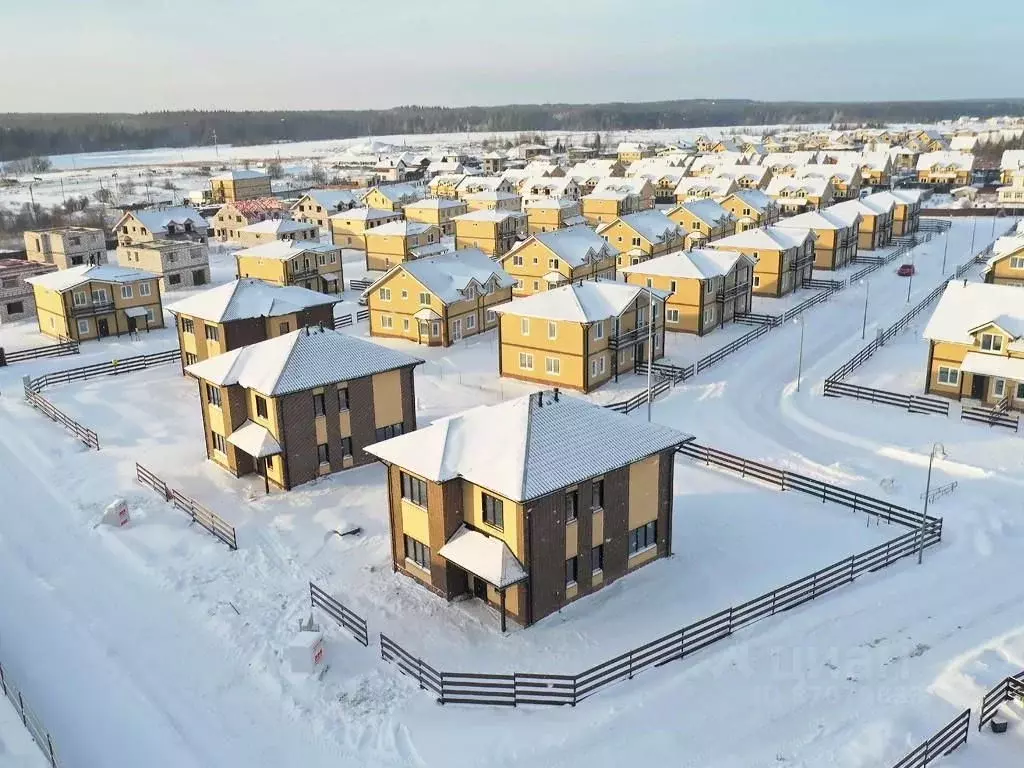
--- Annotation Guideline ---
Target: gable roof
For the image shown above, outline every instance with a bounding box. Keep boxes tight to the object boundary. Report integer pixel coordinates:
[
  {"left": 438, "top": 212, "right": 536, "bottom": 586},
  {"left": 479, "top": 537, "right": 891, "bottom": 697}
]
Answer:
[
  {"left": 492, "top": 278, "right": 667, "bottom": 323},
  {"left": 211, "top": 169, "right": 268, "bottom": 182},
  {"left": 124, "top": 206, "right": 209, "bottom": 235},
  {"left": 366, "top": 220, "right": 435, "bottom": 237},
  {"left": 364, "top": 390, "right": 692, "bottom": 502},
  {"left": 363, "top": 183, "right": 423, "bottom": 203},
  {"left": 766, "top": 176, "right": 832, "bottom": 197},
  {"left": 916, "top": 151, "right": 975, "bottom": 171},
  {"left": 924, "top": 281, "right": 1024, "bottom": 349},
  {"left": 25, "top": 264, "right": 157, "bottom": 291},
  {"left": 165, "top": 278, "right": 340, "bottom": 323},
  {"left": 185, "top": 326, "right": 422, "bottom": 396},
  {"left": 671, "top": 199, "right": 735, "bottom": 227},
  {"left": 830, "top": 196, "right": 894, "bottom": 219},
  {"left": 509, "top": 224, "right": 619, "bottom": 267},
  {"left": 328, "top": 207, "right": 397, "bottom": 223},
  {"left": 726, "top": 189, "right": 777, "bottom": 212},
  {"left": 241, "top": 218, "right": 314, "bottom": 235},
  {"left": 226, "top": 198, "right": 289, "bottom": 218},
  {"left": 712, "top": 225, "right": 814, "bottom": 251},
  {"left": 775, "top": 209, "right": 851, "bottom": 231},
  {"left": 370, "top": 248, "right": 514, "bottom": 305},
  {"left": 620, "top": 248, "right": 755, "bottom": 279},
  {"left": 598, "top": 210, "right": 681, "bottom": 244},
  {"left": 235, "top": 239, "right": 337, "bottom": 260},
  {"left": 298, "top": 189, "right": 362, "bottom": 211}
]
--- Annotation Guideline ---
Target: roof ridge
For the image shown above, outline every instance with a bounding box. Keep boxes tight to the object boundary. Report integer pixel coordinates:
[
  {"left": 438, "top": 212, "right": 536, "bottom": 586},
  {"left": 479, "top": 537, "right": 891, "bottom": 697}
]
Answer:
[
  {"left": 518, "top": 396, "right": 537, "bottom": 500},
  {"left": 267, "top": 330, "right": 305, "bottom": 395},
  {"left": 217, "top": 280, "right": 246, "bottom": 323}
]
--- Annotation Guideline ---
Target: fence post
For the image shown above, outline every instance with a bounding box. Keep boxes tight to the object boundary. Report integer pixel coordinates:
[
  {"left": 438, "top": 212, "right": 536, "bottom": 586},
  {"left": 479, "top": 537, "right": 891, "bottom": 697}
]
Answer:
[
  {"left": 417, "top": 657, "right": 424, "bottom": 690},
  {"left": 0, "top": 662, "right": 5, "bottom": 695},
  {"left": 18, "top": 692, "right": 26, "bottom": 726},
  {"left": 628, "top": 651, "right": 634, "bottom": 679},
  {"left": 571, "top": 675, "right": 577, "bottom": 707},
  {"left": 438, "top": 672, "right": 446, "bottom": 705},
  {"left": 46, "top": 735, "right": 56, "bottom": 767},
  {"left": 848, "top": 555, "right": 855, "bottom": 583}
]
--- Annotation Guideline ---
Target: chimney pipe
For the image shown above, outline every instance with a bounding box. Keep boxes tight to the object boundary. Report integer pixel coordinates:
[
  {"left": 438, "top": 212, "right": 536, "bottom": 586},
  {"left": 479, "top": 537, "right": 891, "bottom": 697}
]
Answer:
[
  {"left": 537, "top": 391, "right": 543, "bottom": 408},
  {"left": 554, "top": 387, "right": 559, "bottom": 401}
]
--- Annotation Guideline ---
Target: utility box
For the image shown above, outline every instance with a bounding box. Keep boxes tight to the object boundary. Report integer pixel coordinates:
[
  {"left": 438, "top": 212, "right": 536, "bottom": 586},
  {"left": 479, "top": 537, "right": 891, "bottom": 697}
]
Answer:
[
  {"left": 102, "top": 498, "right": 131, "bottom": 528},
  {"left": 286, "top": 630, "right": 324, "bottom": 675}
]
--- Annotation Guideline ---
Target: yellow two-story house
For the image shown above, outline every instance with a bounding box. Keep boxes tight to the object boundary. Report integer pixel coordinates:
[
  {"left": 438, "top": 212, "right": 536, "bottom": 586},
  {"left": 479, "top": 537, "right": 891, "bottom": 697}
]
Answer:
[
  {"left": 364, "top": 221, "right": 444, "bottom": 272},
  {"left": 596, "top": 210, "right": 685, "bottom": 269},
  {"left": 463, "top": 190, "right": 522, "bottom": 213},
  {"left": 235, "top": 240, "right": 343, "bottom": 293},
  {"left": 453, "top": 209, "right": 525, "bottom": 258},
  {"left": 427, "top": 173, "right": 467, "bottom": 199},
  {"left": 711, "top": 225, "right": 815, "bottom": 298},
  {"left": 776, "top": 209, "right": 859, "bottom": 270},
  {"left": 364, "top": 248, "right": 514, "bottom": 346},
  {"left": 720, "top": 189, "right": 781, "bottom": 231},
  {"left": 916, "top": 151, "right": 974, "bottom": 187},
  {"left": 766, "top": 176, "right": 835, "bottom": 215},
  {"left": 361, "top": 183, "right": 424, "bottom": 212},
  {"left": 167, "top": 278, "right": 340, "bottom": 368},
  {"left": 493, "top": 279, "right": 667, "bottom": 392},
  {"left": 364, "top": 390, "right": 692, "bottom": 630},
  {"left": 524, "top": 198, "right": 587, "bottom": 235},
  {"left": 982, "top": 236, "right": 1024, "bottom": 287},
  {"left": 329, "top": 207, "right": 403, "bottom": 250},
  {"left": 25, "top": 264, "right": 164, "bottom": 342},
  {"left": 209, "top": 198, "right": 291, "bottom": 242},
  {"left": 621, "top": 248, "right": 755, "bottom": 335},
  {"left": 403, "top": 198, "right": 468, "bottom": 237},
  {"left": 499, "top": 225, "right": 619, "bottom": 296},
  {"left": 667, "top": 200, "right": 737, "bottom": 249},
  {"left": 114, "top": 206, "right": 209, "bottom": 247},
  {"left": 290, "top": 189, "right": 362, "bottom": 231},
  {"left": 674, "top": 176, "right": 737, "bottom": 203},
  {"left": 185, "top": 326, "right": 422, "bottom": 490},
  {"left": 923, "top": 281, "right": 1024, "bottom": 408},
  {"left": 210, "top": 169, "right": 272, "bottom": 203},
  {"left": 238, "top": 218, "right": 318, "bottom": 247},
  {"left": 829, "top": 195, "right": 894, "bottom": 251}
]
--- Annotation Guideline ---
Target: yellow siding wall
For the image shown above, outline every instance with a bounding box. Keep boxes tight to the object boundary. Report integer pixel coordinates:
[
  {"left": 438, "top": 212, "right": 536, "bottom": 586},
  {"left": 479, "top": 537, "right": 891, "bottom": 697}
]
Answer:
[{"left": 372, "top": 370, "right": 404, "bottom": 428}]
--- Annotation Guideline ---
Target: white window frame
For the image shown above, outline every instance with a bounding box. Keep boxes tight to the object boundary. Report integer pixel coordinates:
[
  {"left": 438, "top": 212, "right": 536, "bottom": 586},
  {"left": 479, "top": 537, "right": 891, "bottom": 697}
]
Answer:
[
  {"left": 936, "top": 366, "right": 959, "bottom": 386},
  {"left": 519, "top": 352, "right": 534, "bottom": 370},
  {"left": 547, "top": 321, "right": 557, "bottom": 340},
  {"left": 431, "top": 321, "right": 441, "bottom": 337},
  {"left": 121, "top": 285, "right": 133, "bottom": 300},
  {"left": 381, "top": 314, "right": 394, "bottom": 329},
  {"left": 666, "top": 308, "right": 680, "bottom": 323},
  {"left": 521, "top": 317, "right": 530, "bottom": 336},
  {"left": 595, "top": 321, "right": 605, "bottom": 340},
  {"left": 753, "top": 274, "right": 761, "bottom": 288},
  {"left": 545, "top": 357, "right": 560, "bottom": 375},
  {"left": 379, "top": 287, "right": 392, "bottom": 302},
  {"left": 466, "top": 313, "right": 476, "bottom": 330},
  {"left": 993, "top": 378, "right": 1006, "bottom": 398},
  {"left": 485, "top": 309, "right": 496, "bottom": 323},
  {"left": 139, "top": 281, "right": 152, "bottom": 297},
  {"left": 77, "top": 318, "right": 89, "bottom": 334},
  {"left": 703, "top": 306, "right": 714, "bottom": 325},
  {"left": 73, "top": 291, "right": 88, "bottom": 307},
  {"left": 980, "top": 332, "right": 1003, "bottom": 352}
]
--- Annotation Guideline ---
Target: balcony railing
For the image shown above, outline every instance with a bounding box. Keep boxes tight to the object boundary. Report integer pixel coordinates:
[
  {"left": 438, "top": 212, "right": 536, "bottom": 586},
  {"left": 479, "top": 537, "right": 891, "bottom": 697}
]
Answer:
[
  {"left": 715, "top": 280, "right": 750, "bottom": 303},
  {"left": 789, "top": 252, "right": 815, "bottom": 272},
  {"left": 71, "top": 301, "right": 116, "bottom": 317},
  {"left": 609, "top": 321, "right": 657, "bottom": 350},
  {"left": 289, "top": 264, "right": 320, "bottom": 279}
]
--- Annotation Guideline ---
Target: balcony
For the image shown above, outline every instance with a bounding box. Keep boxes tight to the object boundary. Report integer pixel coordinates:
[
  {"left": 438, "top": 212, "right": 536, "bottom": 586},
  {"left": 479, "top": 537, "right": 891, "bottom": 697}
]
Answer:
[
  {"left": 789, "top": 252, "right": 815, "bottom": 272},
  {"left": 289, "top": 264, "right": 320, "bottom": 279},
  {"left": 609, "top": 322, "right": 655, "bottom": 350},
  {"left": 71, "top": 301, "right": 116, "bottom": 318},
  {"left": 715, "top": 280, "right": 750, "bottom": 303}
]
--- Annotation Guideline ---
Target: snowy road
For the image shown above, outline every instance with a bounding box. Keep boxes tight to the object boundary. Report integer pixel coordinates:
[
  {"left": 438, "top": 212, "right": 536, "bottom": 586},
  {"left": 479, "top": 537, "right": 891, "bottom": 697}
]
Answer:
[{"left": 0, "top": 422, "right": 361, "bottom": 767}]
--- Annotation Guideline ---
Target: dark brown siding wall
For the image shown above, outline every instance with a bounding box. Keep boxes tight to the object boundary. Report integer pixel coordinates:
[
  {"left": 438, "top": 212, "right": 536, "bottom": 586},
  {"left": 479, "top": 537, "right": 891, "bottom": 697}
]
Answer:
[
  {"left": 224, "top": 317, "right": 267, "bottom": 350},
  {"left": 599, "top": 465, "right": 631, "bottom": 583},
  {"left": 657, "top": 450, "right": 675, "bottom": 558},
  {"left": 225, "top": 385, "right": 254, "bottom": 476},
  {"left": 575, "top": 481, "right": 594, "bottom": 593},
  {"left": 421, "top": 479, "right": 467, "bottom": 598},
  {"left": 347, "top": 376, "right": 378, "bottom": 466},
  {"left": 400, "top": 367, "right": 418, "bottom": 433},
  {"left": 280, "top": 391, "right": 319, "bottom": 488},
  {"left": 300, "top": 305, "right": 335, "bottom": 330},
  {"left": 526, "top": 492, "right": 566, "bottom": 625}
]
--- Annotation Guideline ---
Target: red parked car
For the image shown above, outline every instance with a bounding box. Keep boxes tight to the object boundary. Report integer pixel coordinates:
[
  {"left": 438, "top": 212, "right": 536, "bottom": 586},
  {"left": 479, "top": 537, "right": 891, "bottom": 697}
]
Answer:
[{"left": 897, "top": 264, "right": 915, "bottom": 276}]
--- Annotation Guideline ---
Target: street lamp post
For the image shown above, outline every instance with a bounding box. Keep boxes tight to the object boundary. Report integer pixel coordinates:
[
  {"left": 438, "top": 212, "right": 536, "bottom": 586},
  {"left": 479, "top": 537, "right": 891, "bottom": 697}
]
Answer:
[
  {"left": 860, "top": 279, "right": 870, "bottom": 339},
  {"left": 645, "top": 286, "right": 654, "bottom": 422},
  {"left": 970, "top": 216, "right": 978, "bottom": 256},
  {"left": 906, "top": 253, "right": 914, "bottom": 303},
  {"left": 918, "top": 442, "right": 946, "bottom": 564},
  {"left": 941, "top": 229, "right": 950, "bottom": 275},
  {"left": 795, "top": 316, "right": 805, "bottom": 392},
  {"left": 28, "top": 176, "right": 43, "bottom": 224}
]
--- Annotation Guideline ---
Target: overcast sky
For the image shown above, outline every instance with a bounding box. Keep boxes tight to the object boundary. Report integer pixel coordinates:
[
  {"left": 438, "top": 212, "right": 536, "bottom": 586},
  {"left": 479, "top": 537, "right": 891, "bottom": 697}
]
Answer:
[{"left": 4, "top": 0, "right": 1020, "bottom": 112}]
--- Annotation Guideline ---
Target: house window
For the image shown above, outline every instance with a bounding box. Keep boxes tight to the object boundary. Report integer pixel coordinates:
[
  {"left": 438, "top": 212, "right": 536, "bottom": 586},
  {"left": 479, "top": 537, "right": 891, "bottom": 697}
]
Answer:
[
  {"left": 92, "top": 288, "right": 109, "bottom": 304},
  {"left": 1013, "top": 257, "right": 1024, "bottom": 270},
  {"left": 592, "top": 478, "right": 604, "bottom": 509},
  {"left": 703, "top": 307, "right": 714, "bottom": 325},
  {"left": 139, "top": 282, "right": 152, "bottom": 297},
  {"left": 646, "top": 278, "right": 653, "bottom": 288},
  {"left": 937, "top": 367, "right": 959, "bottom": 386},
  {"left": 993, "top": 378, "right": 1006, "bottom": 398},
  {"left": 667, "top": 308, "right": 680, "bottom": 323},
  {"left": 376, "top": 422, "right": 404, "bottom": 441},
  {"left": 401, "top": 472, "right": 428, "bottom": 506},
  {"left": 184, "top": 352, "right": 198, "bottom": 365},
  {"left": 669, "top": 280, "right": 677, "bottom": 293},
  {"left": 548, "top": 258, "right": 560, "bottom": 269},
  {"left": 591, "top": 544, "right": 604, "bottom": 573},
  {"left": 146, "top": 308, "right": 157, "bottom": 324},
  {"left": 704, "top": 280, "right": 715, "bottom": 295},
  {"left": 77, "top": 318, "right": 90, "bottom": 334},
  {"left": 565, "top": 556, "right": 578, "bottom": 587},
  {"left": 629, "top": 521, "right": 658, "bottom": 556},
  {"left": 566, "top": 489, "right": 578, "bottom": 522},
  {"left": 338, "top": 387, "right": 349, "bottom": 410},
  {"left": 340, "top": 437, "right": 352, "bottom": 456},
  {"left": 205, "top": 325, "right": 220, "bottom": 341},
  {"left": 1016, "top": 382, "right": 1024, "bottom": 400},
  {"left": 513, "top": 254, "right": 524, "bottom": 266},
  {"left": 519, "top": 352, "right": 534, "bottom": 370},
  {"left": 521, "top": 317, "right": 530, "bottom": 335},
  {"left": 419, "top": 292, "right": 431, "bottom": 305},
  {"left": 255, "top": 395, "right": 268, "bottom": 418},
  {"left": 211, "top": 431, "right": 227, "bottom": 454},
  {"left": 753, "top": 274, "right": 761, "bottom": 288},
  {"left": 466, "top": 313, "right": 476, "bottom": 330},
  {"left": 980, "top": 333, "right": 1003, "bottom": 352},
  {"left": 547, "top": 321, "right": 557, "bottom": 340},
  {"left": 631, "top": 237, "right": 641, "bottom": 246},
  {"left": 73, "top": 291, "right": 88, "bottom": 307},
  {"left": 206, "top": 384, "right": 222, "bottom": 406},
  {"left": 121, "top": 285, "right": 133, "bottom": 299},
  {"left": 379, "top": 287, "right": 391, "bottom": 301},
  {"left": 546, "top": 357, "right": 560, "bottom": 375},
  {"left": 317, "top": 443, "right": 330, "bottom": 464},
  {"left": 482, "top": 492, "right": 504, "bottom": 530},
  {"left": 485, "top": 309, "right": 496, "bottom": 323},
  {"left": 595, "top": 321, "right": 605, "bottom": 340},
  {"left": 404, "top": 535, "right": 430, "bottom": 570},
  {"left": 313, "top": 393, "right": 326, "bottom": 416},
  {"left": 181, "top": 318, "right": 195, "bottom": 334}
]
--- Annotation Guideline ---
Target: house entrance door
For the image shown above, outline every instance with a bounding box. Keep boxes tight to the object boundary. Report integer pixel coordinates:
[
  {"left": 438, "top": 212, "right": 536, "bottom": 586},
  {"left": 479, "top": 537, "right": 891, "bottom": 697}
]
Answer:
[
  {"left": 971, "top": 374, "right": 988, "bottom": 400},
  {"left": 97, "top": 318, "right": 110, "bottom": 337},
  {"left": 472, "top": 576, "right": 487, "bottom": 601}
]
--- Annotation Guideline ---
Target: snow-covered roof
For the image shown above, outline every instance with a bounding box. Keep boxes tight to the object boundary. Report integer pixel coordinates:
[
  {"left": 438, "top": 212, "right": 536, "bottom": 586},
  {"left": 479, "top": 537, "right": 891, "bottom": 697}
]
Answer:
[
  {"left": 366, "top": 220, "right": 434, "bottom": 237},
  {"left": 428, "top": 173, "right": 467, "bottom": 188},
  {"left": 598, "top": 210, "right": 681, "bottom": 245},
  {"left": 867, "top": 189, "right": 924, "bottom": 209},
  {"left": 776, "top": 209, "right": 852, "bottom": 231},
  {"left": 404, "top": 197, "right": 466, "bottom": 211},
  {"left": 761, "top": 151, "right": 817, "bottom": 169},
  {"left": 671, "top": 199, "right": 735, "bottom": 227},
  {"left": 298, "top": 189, "right": 362, "bottom": 211},
  {"left": 620, "top": 248, "right": 755, "bottom": 279},
  {"left": 241, "top": 218, "right": 314, "bottom": 235},
  {"left": 455, "top": 175, "right": 508, "bottom": 193},
  {"left": 166, "top": 278, "right": 339, "bottom": 323},
  {"left": 409, "top": 242, "right": 452, "bottom": 260},
  {"left": 185, "top": 326, "right": 422, "bottom": 396},
  {"left": 766, "top": 176, "right": 832, "bottom": 197},
  {"left": 674, "top": 177, "right": 736, "bottom": 196},
  {"left": 916, "top": 151, "right": 975, "bottom": 172},
  {"left": 363, "top": 183, "right": 423, "bottom": 203},
  {"left": 830, "top": 196, "right": 893, "bottom": 219},
  {"left": 454, "top": 209, "right": 524, "bottom": 223},
  {"left": 492, "top": 278, "right": 667, "bottom": 323},
  {"left": 364, "top": 390, "right": 693, "bottom": 502},
  {"left": 510, "top": 224, "right": 618, "bottom": 267},
  {"left": 959, "top": 351, "right": 1024, "bottom": 380},
  {"left": 708, "top": 163, "right": 770, "bottom": 183},
  {"left": 437, "top": 526, "right": 527, "bottom": 589},
  {"left": 794, "top": 164, "right": 860, "bottom": 183},
  {"left": 236, "top": 239, "right": 337, "bottom": 260},
  {"left": 126, "top": 206, "right": 209, "bottom": 235},
  {"left": 463, "top": 190, "right": 520, "bottom": 202},
  {"left": 726, "top": 188, "right": 777, "bottom": 212},
  {"left": 369, "top": 247, "right": 513, "bottom": 305},
  {"left": 518, "top": 176, "right": 577, "bottom": 196},
  {"left": 923, "top": 281, "right": 1024, "bottom": 348},
  {"left": 1000, "top": 150, "right": 1024, "bottom": 172},
  {"left": 227, "top": 421, "right": 282, "bottom": 458},
  {"left": 523, "top": 196, "right": 579, "bottom": 211},
  {"left": 328, "top": 207, "right": 397, "bottom": 223},
  {"left": 211, "top": 169, "right": 267, "bottom": 182},
  {"left": 712, "top": 225, "right": 814, "bottom": 252},
  {"left": 25, "top": 264, "right": 158, "bottom": 291}
]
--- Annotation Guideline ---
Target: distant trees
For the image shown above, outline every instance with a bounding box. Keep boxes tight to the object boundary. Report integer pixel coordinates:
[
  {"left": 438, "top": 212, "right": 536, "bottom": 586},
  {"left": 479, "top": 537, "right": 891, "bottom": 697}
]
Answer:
[{"left": 1, "top": 155, "right": 51, "bottom": 175}]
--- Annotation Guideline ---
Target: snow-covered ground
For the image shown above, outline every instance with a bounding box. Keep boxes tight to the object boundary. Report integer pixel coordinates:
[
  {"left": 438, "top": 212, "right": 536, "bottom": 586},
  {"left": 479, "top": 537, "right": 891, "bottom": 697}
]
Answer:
[
  {"left": 0, "top": 686, "right": 51, "bottom": 768},
  {"left": 2, "top": 216, "right": 1024, "bottom": 767}
]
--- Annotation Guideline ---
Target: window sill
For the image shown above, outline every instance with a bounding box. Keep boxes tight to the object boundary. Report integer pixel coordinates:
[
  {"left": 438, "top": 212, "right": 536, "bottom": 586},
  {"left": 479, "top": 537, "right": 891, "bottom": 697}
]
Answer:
[
  {"left": 628, "top": 543, "right": 657, "bottom": 559},
  {"left": 565, "top": 581, "right": 578, "bottom": 589},
  {"left": 406, "top": 558, "right": 431, "bottom": 574},
  {"left": 401, "top": 498, "right": 428, "bottom": 510},
  {"left": 566, "top": 516, "right": 578, "bottom": 526},
  {"left": 482, "top": 520, "right": 504, "bottom": 533}
]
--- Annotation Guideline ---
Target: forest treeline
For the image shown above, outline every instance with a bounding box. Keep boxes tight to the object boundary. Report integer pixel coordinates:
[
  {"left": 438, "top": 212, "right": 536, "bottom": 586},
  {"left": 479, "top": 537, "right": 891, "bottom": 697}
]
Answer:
[{"left": 2, "top": 99, "right": 1024, "bottom": 160}]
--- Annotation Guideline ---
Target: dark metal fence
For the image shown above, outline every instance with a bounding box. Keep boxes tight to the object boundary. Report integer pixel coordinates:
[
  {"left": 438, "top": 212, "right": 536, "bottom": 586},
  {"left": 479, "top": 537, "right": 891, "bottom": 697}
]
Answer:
[
  {"left": 960, "top": 404, "right": 1020, "bottom": 431},
  {"left": 136, "top": 463, "right": 238, "bottom": 550},
  {"left": 349, "top": 278, "right": 374, "bottom": 291},
  {"left": 979, "top": 671, "right": 1024, "bottom": 730},
  {"left": 22, "top": 379, "right": 100, "bottom": 450},
  {"left": 309, "top": 582, "right": 369, "bottom": 646},
  {"left": 0, "top": 337, "right": 79, "bottom": 367},
  {"left": 890, "top": 709, "right": 971, "bottom": 768},
  {"left": 824, "top": 380, "right": 951, "bottom": 416},
  {"left": 0, "top": 661, "right": 59, "bottom": 766},
  {"left": 27, "top": 348, "right": 181, "bottom": 392}
]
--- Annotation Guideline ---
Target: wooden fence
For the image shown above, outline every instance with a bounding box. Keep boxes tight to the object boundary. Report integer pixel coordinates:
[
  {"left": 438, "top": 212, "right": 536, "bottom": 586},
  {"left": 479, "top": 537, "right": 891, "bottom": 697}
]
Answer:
[
  {"left": 309, "top": 582, "right": 369, "bottom": 647},
  {"left": 978, "top": 671, "right": 1024, "bottom": 730},
  {"left": 890, "top": 709, "right": 971, "bottom": 768},
  {"left": 332, "top": 309, "right": 371, "bottom": 331},
  {"left": 27, "top": 348, "right": 181, "bottom": 392},
  {"left": 22, "top": 379, "right": 100, "bottom": 450},
  {"left": 824, "top": 380, "right": 951, "bottom": 416},
  {"left": 960, "top": 404, "right": 1020, "bottom": 431},
  {"left": 136, "top": 463, "right": 238, "bottom": 550},
  {"left": 0, "top": 337, "right": 78, "bottom": 367},
  {"left": 0, "top": 660, "right": 59, "bottom": 766},
  {"left": 349, "top": 278, "right": 374, "bottom": 292}
]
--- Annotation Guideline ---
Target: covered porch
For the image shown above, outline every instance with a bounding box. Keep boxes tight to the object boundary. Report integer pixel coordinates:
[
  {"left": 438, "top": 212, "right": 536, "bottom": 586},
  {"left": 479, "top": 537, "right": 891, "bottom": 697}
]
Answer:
[
  {"left": 227, "top": 420, "right": 284, "bottom": 492},
  {"left": 438, "top": 525, "right": 527, "bottom": 632},
  {"left": 957, "top": 352, "right": 1024, "bottom": 411}
]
